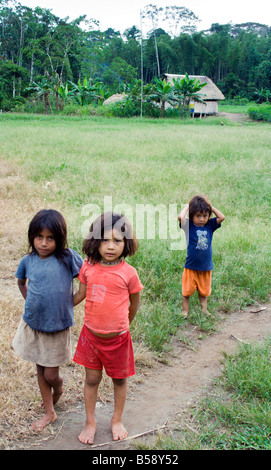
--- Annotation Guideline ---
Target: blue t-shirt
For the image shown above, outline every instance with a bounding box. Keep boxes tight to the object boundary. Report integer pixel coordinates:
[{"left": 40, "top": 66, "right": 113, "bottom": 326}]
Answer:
[
  {"left": 180, "top": 218, "right": 221, "bottom": 271},
  {"left": 15, "top": 249, "right": 83, "bottom": 332}
]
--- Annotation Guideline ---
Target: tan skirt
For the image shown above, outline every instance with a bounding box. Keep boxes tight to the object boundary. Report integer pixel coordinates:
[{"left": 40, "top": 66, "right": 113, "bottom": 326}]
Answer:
[{"left": 12, "top": 319, "right": 72, "bottom": 367}]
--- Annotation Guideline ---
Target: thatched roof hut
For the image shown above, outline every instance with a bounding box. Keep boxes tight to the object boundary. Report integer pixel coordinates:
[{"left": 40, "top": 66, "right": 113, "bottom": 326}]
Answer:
[
  {"left": 164, "top": 74, "right": 225, "bottom": 115},
  {"left": 103, "top": 93, "right": 127, "bottom": 105}
]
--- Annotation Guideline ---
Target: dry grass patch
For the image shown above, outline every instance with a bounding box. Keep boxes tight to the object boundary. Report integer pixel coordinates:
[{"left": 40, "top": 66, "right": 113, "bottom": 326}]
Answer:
[
  {"left": 0, "top": 157, "right": 155, "bottom": 448},
  {"left": 0, "top": 295, "right": 154, "bottom": 449}
]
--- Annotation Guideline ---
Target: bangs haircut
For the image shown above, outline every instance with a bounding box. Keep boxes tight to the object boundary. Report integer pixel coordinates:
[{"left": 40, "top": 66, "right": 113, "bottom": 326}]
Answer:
[
  {"left": 189, "top": 195, "right": 212, "bottom": 221},
  {"left": 82, "top": 212, "right": 138, "bottom": 263},
  {"left": 28, "top": 209, "right": 68, "bottom": 262}
]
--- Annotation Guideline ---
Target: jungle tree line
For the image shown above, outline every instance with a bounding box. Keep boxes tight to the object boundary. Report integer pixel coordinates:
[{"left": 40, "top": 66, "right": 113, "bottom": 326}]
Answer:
[{"left": 1, "top": 0, "right": 271, "bottom": 111}]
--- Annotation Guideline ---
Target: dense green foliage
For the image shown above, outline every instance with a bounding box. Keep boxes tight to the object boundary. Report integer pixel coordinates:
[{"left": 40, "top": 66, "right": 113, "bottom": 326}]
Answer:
[
  {"left": 248, "top": 103, "right": 271, "bottom": 121},
  {"left": 1, "top": 0, "right": 271, "bottom": 113}
]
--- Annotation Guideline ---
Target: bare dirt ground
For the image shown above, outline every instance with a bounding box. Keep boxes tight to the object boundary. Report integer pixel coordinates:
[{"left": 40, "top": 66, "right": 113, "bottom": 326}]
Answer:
[
  {"left": 217, "top": 111, "right": 250, "bottom": 124},
  {"left": 1, "top": 145, "right": 270, "bottom": 451}
]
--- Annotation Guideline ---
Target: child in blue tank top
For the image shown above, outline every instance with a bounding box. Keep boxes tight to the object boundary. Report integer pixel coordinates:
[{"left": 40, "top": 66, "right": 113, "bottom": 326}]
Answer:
[
  {"left": 13, "top": 209, "right": 83, "bottom": 431},
  {"left": 178, "top": 195, "right": 225, "bottom": 317}
]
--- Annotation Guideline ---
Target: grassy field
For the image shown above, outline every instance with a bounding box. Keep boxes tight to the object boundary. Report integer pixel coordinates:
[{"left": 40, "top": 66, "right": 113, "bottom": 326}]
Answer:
[
  {"left": 0, "top": 113, "right": 270, "bottom": 349},
  {"left": 218, "top": 103, "right": 252, "bottom": 113},
  {"left": 0, "top": 112, "right": 270, "bottom": 449}
]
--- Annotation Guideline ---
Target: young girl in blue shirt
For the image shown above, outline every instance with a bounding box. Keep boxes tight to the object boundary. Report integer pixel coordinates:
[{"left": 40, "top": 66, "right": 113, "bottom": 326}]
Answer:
[
  {"left": 178, "top": 195, "right": 225, "bottom": 317},
  {"left": 13, "top": 209, "right": 83, "bottom": 431}
]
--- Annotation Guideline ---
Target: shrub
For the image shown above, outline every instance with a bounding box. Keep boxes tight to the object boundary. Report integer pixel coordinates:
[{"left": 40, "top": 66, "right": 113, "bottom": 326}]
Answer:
[
  {"left": 97, "top": 99, "right": 190, "bottom": 119},
  {"left": 248, "top": 103, "right": 271, "bottom": 122},
  {"left": 60, "top": 104, "right": 97, "bottom": 116},
  {"left": 1, "top": 96, "right": 27, "bottom": 112},
  {"left": 101, "top": 98, "right": 161, "bottom": 118}
]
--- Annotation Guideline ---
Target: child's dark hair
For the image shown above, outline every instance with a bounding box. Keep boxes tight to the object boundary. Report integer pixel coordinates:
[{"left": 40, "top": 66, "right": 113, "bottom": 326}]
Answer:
[
  {"left": 82, "top": 212, "right": 138, "bottom": 264},
  {"left": 189, "top": 195, "right": 212, "bottom": 221},
  {"left": 28, "top": 209, "right": 69, "bottom": 263}
]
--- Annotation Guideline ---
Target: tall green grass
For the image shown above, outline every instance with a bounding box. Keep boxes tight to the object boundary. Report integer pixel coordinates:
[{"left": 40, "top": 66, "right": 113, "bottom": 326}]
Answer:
[
  {"left": 193, "top": 337, "right": 271, "bottom": 450},
  {"left": 136, "top": 336, "right": 271, "bottom": 450},
  {"left": 1, "top": 114, "right": 270, "bottom": 350}
]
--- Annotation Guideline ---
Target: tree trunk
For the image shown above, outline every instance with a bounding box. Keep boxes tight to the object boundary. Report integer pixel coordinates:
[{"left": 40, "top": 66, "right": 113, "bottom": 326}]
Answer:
[
  {"left": 13, "top": 76, "right": 16, "bottom": 98},
  {"left": 29, "top": 52, "right": 34, "bottom": 84}
]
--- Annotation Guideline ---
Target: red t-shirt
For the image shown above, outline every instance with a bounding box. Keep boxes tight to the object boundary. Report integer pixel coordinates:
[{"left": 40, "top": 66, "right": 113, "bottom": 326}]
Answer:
[{"left": 78, "top": 259, "right": 143, "bottom": 334}]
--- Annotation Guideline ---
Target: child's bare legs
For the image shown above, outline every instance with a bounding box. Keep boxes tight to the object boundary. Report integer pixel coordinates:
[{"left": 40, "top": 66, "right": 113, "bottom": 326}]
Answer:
[
  {"left": 79, "top": 368, "right": 102, "bottom": 445},
  {"left": 111, "top": 378, "right": 128, "bottom": 441},
  {"left": 79, "top": 370, "right": 128, "bottom": 444},
  {"left": 33, "top": 365, "right": 62, "bottom": 431},
  {"left": 198, "top": 294, "right": 210, "bottom": 315},
  {"left": 183, "top": 294, "right": 210, "bottom": 316},
  {"left": 182, "top": 295, "right": 189, "bottom": 317}
]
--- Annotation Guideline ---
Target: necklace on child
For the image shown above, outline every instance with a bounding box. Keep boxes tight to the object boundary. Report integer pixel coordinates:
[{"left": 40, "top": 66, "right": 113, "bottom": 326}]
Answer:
[{"left": 99, "top": 258, "right": 121, "bottom": 266}]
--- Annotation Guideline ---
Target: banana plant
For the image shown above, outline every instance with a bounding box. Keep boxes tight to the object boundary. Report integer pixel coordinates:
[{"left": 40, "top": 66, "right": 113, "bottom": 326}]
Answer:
[
  {"left": 149, "top": 77, "right": 179, "bottom": 117},
  {"left": 254, "top": 87, "right": 271, "bottom": 103},
  {"left": 173, "top": 73, "right": 207, "bottom": 107},
  {"left": 68, "top": 77, "right": 103, "bottom": 106},
  {"left": 57, "top": 82, "right": 72, "bottom": 110},
  {"left": 94, "top": 83, "right": 111, "bottom": 106},
  {"left": 25, "top": 76, "right": 53, "bottom": 113}
]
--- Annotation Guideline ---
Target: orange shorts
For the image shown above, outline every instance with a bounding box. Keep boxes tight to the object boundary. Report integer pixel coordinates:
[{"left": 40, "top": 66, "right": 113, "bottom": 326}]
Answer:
[{"left": 182, "top": 268, "right": 212, "bottom": 298}]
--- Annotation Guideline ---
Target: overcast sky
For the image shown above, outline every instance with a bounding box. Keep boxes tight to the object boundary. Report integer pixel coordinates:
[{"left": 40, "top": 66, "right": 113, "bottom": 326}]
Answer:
[{"left": 17, "top": 0, "right": 271, "bottom": 33}]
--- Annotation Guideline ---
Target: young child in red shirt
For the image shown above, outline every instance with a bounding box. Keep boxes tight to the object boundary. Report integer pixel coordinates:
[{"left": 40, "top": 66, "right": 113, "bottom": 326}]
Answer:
[{"left": 73, "top": 212, "right": 143, "bottom": 445}]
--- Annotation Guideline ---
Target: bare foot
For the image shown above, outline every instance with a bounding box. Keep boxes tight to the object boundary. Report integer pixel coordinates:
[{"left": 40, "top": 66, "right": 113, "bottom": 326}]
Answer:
[
  {"left": 32, "top": 411, "right": 57, "bottom": 432},
  {"left": 78, "top": 421, "right": 97, "bottom": 445},
  {"left": 111, "top": 419, "right": 128, "bottom": 441},
  {"left": 203, "top": 310, "right": 211, "bottom": 316}
]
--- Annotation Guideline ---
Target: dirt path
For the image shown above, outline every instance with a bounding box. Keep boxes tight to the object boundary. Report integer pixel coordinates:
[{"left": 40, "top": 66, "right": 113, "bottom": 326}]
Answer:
[
  {"left": 22, "top": 303, "right": 271, "bottom": 451},
  {"left": 217, "top": 111, "right": 249, "bottom": 123}
]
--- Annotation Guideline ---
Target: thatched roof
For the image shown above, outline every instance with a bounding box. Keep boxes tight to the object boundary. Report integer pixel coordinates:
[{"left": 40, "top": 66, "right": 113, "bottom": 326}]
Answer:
[
  {"left": 164, "top": 74, "right": 225, "bottom": 101},
  {"left": 103, "top": 93, "right": 127, "bottom": 105}
]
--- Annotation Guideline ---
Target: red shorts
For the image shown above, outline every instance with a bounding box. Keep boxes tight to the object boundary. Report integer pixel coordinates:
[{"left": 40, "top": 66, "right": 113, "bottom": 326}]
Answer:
[
  {"left": 182, "top": 268, "right": 212, "bottom": 297},
  {"left": 73, "top": 324, "right": 135, "bottom": 379}
]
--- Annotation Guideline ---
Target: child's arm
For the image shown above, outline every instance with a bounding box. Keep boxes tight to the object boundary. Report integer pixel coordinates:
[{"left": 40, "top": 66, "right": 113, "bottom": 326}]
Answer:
[
  {"left": 17, "top": 279, "right": 27, "bottom": 299},
  {"left": 128, "top": 292, "right": 141, "bottom": 324},
  {"left": 73, "top": 282, "right": 86, "bottom": 306},
  {"left": 178, "top": 204, "right": 189, "bottom": 228},
  {"left": 212, "top": 206, "right": 225, "bottom": 225}
]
